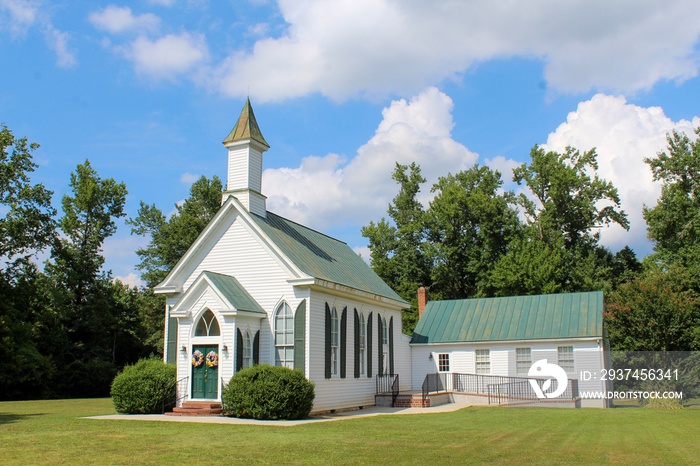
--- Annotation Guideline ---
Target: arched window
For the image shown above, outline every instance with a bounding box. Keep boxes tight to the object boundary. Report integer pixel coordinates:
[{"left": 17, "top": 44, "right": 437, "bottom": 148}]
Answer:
[
  {"left": 243, "top": 330, "right": 252, "bottom": 368},
  {"left": 274, "top": 302, "right": 294, "bottom": 368},
  {"left": 331, "top": 307, "right": 339, "bottom": 376},
  {"left": 359, "top": 313, "right": 366, "bottom": 376},
  {"left": 381, "top": 316, "right": 388, "bottom": 345},
  {"left": 381, "top": 316, "right": 388, "bottom": 375},
  {"left": 195, "top": 310, "right": 220, "bottom": 336}
]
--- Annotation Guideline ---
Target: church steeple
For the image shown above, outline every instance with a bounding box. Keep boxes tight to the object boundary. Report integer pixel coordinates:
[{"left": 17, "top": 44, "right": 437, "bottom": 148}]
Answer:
[
  {"left": 222, "top": 99, "right": 269, "bottom": 217},
  {"left": 223, "top": 98, "right": 269, "bottom": 148}
]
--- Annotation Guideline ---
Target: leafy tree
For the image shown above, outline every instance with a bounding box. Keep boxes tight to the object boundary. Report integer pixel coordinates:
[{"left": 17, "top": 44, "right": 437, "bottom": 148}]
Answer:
[
  {"left": 0, "top": 124, "right": 55, "bottom": 273},
  {"left": 491, "top": 146, "right": 630, "bottom": 295},
  {"left": 605, "top": 265, "right": 700, "bottom": 351},
  {"left": 129, "top": 175, "right": 223, "bottom": 288},
  {"left": 48, "top": 160, "right": 127, "bottom": 306},
  {"left": 43, "top": 160, "right": 129, "bottom": 397},
  {"left": 362, "top": 163, "right": 430, "bottom": 332},
  {"left": 513, "top": 146, "right": 629, "bottom": 250},
  {"left": 0, "top": 264, "right": 57, "bottom": 400},
  {"left": 425, "top": 165, "right": 520, "bottom": 299},
  {"left": 0, "top": 125, "right": 57, "bottom": 399},
  {"left": 643, "top": 127, "right": 700, "bottom": 277}
]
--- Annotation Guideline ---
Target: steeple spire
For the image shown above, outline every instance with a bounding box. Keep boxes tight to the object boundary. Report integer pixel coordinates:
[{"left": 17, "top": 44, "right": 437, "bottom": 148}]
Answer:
[
  {"left": 222, "top": 97, "right": 269, "bottom": 148},
  {"left": 222, "top": 99, "right": 269, "bottom": 217}
]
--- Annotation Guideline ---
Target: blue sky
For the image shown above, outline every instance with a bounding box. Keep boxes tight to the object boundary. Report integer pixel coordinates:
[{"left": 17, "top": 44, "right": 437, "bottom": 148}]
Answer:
[{"left": 1, "top": 0, "right": 700, "bottom": 286}]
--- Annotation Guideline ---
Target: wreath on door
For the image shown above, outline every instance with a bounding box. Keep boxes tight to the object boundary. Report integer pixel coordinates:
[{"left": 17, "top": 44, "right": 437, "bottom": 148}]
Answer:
[
  {"left": 206, "top": 351, "right": 219, "bottom": 368},
  {"left": 191, "top": 350, "right": 204, "bottom": 367}
]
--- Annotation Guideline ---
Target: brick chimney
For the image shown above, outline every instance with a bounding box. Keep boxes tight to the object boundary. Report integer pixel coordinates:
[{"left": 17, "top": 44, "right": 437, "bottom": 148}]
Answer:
[{"left": 417, "top": 286, "right": 427, "bottom": 319}]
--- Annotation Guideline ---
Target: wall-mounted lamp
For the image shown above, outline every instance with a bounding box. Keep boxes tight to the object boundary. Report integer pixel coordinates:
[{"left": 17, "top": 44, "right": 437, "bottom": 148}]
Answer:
[
  {"left": 181, "top": 346, "right": 187, "bottom": 353},
  {"left": 428, "top": 353, "right": 433, "bottom": 360},
  {"left": 223, "top": 345, "right": 228, "bottom": 353}
]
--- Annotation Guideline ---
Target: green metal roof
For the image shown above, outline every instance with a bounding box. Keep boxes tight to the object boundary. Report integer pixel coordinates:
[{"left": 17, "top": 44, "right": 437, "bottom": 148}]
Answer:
[
  {"left": 203, "top": 271, "right": 266, "bottom": 314},
  {"left": 412, "top": 291, "right": 603, "bottom": 344},
  {"left": 251, "top": 211, "right": 407, "bottom": 304},
  {"left": 222, "top": 98, "right": 269, "bottom": 148}
]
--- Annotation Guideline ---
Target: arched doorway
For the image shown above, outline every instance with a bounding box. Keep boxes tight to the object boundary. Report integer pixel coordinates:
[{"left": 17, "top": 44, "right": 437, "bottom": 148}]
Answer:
[{"left": 191, "top": 310, "right": 220, "bottom": 400}]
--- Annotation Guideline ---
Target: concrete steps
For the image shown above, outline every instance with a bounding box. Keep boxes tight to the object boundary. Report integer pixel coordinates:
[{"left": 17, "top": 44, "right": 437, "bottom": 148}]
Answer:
[{"left": 166, "top": 401, "right": 223, "bottom": 416}]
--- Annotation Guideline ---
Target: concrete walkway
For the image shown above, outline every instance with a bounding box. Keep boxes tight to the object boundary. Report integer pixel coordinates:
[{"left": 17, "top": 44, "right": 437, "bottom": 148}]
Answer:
[{"left": 86, "top": 400, "right": 472, "bottom": 427}]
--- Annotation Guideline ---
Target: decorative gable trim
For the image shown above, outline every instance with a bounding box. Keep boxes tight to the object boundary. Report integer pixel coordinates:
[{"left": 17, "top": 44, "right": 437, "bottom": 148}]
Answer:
[
  {"left": 154, "top": 195, "right": 309, "bottom": 294},
  {"left": 170, "top": 270, "right": 265, "bottom": 319}
]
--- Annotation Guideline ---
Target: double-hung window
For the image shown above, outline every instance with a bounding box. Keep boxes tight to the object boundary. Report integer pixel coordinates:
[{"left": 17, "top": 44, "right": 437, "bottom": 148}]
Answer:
[
  {"left": 557, "top": 346, "right": 574, "bottom": 373},
  {"left": 359, "top": 313, "right": 366, "bottom": 376},
  {"left": 243, "top": 330, "right": 252, "bottom": 368},
  {"left": 475, "top": 349, "right": 490, "bottom": 375},
  {"left": 274, "top": 303, "right": 294, "bottom": 368},
  {"left": 438, "top": 353, "right": 450, "bottom": 372},
  {"left": 331, "top": 307, "right": 339, "bottom": 376},
  {"left": 516, "top": 348, "right": 531, "bottom": 375}
]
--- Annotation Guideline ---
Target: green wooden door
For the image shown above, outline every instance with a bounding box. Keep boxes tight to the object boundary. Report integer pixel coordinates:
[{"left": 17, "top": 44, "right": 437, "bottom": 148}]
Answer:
[{"left": 191, "top": 345, "right": 219, "bottom": 399}]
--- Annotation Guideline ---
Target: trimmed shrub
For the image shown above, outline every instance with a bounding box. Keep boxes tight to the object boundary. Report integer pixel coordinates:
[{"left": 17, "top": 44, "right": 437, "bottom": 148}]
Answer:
[
  {"left": 222, "top": 364, "right": 315, "bottom": 420},
  {"left": 110, "top": 358, "right": 176, "bottom": 414}
]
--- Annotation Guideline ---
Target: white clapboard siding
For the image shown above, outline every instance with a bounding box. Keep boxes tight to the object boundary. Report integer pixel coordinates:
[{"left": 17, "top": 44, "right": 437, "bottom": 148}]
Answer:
[{"left": 307, "top": 290, "right": 410, "bottom": 412}]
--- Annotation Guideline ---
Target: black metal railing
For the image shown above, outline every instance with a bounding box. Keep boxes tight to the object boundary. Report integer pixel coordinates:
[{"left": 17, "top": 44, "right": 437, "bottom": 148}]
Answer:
[
  {"left": 420, "top": 372, "right": 580, "bottom": 406},
  {"left": 162, "top": 376, "right": 189, "bottom": 413},
  {"left": 376, "top": 373, "right": 398, "bottom": 393},
  {"left": 487, "top": 377, "right": 579, "bottom": 405},
  {"left": 390, "top": 374, "right": 400, "bottom": 406},
  {"left": 421, "top": 373, "right": 448, "bottom": 406},
  {"left": 376, "top": 373, "right": 400, "bottom": 406}
]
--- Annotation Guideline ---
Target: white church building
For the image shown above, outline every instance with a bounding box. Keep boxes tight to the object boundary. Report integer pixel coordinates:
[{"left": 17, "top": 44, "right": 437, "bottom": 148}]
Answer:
[{"left": 155, "top": 100, "right": 609, "bottom": 413}]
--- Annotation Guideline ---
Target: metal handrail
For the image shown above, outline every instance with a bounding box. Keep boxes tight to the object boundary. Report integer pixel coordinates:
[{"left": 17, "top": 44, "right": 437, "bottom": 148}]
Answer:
[
  {"left": 391, "top": 374, "right": 400, "bottom": 406},
  {"left": 162, "top": 376, "right": 189, "bottom": 413}
]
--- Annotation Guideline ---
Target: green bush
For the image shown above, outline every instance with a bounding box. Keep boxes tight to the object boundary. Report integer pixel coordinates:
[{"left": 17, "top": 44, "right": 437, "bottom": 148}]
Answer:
[
  {"left": 222, "top": 364, "right": 315, "bottom": 420},
  {"left": 110, "top": 358, "right": 176, "bottom": 414}
]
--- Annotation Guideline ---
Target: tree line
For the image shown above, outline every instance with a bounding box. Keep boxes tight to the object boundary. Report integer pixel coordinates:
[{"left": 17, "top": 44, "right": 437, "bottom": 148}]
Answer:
[
  {"left": 363, "top": 131, "right": 700, "bottom": 353},
  {"left": 2, "top": 122, "right": 699, "bottom": 400},
  {"left": 0, "top": 124, "right": 221, "bottom": 400}
]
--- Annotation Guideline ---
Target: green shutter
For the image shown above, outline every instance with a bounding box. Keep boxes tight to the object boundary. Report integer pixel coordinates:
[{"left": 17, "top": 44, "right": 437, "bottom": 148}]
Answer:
[
  {"left": 340, "top": 306, "right": 347, "bottom": 378},
  {"left": 353, "top": 309, "right": 360, "bottom": 378},
  {"left": 253, "top": 330, "right": 260, "bottom": 365},
  {"left": 367, "top": 312, "right": 373, "bottom": 377},
  {"left": 324, "top": 302, "right": 331, "bottom": 379},
  {"left": 236, "top": 328, "right": 243, "bottom": 372},
  {"left": 378, "top": 315, "right": 383, "bottom": 375},
  {"left": 166, "top": 316, "right": 178, "bottom": 364},
  {"left": 294, "top": 300, "right": 306, "bottom": 373},
  {"left": 389, "top": 316, "right": 394, "bottom": 376}
]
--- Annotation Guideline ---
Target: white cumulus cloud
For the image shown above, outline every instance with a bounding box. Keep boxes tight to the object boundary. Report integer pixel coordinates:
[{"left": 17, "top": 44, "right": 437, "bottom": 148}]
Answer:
[
  {"left": 180, "top": 172, "right": 200, "bottom": 184},
  {"left": 1, "top": 0, "right": 76, "bottom": 67},
  {"left": 543, "top": 93, "right": 700, "bottom": 255},
  {"left": 45, "top": 26, "right": 76, "bottom": 68},
  {"left": 0, "top": 0, "right": 36, "bottom": 36},
  {"left": 127, "top": 32, "right": 209, "bottom": 80},
  {"left": 89, "top": 5, "right": 160, "bottom": 35},
  {"left": 263, "top": 87, "right": 478, "bottom": 230},
  {"left": 208, "top": 0, "right": 700, "bottom": 101}
]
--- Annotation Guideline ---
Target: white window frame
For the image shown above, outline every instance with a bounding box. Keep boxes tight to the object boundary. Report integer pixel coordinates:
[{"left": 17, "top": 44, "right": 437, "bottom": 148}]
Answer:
[
  {"left": 438, "top": 353, "right": 450, "bottom": 372},
  {"left": 331, "top": 307, "right": 339, "bottom": 377},
  {"left": 359, "top": 313, "right": 366, "bottom": 376},
  {"left": 274, "top": 302, "right": 294, "bottom": 368},
  {"left": 475, "top": 349, "right": 490, "bottom": 375},
  {"left": 557, "top": 346, "right": 574, "bottom": 373},
  {"left": 243, "top": 329, "right": 252, "bottom": 368},
  {"left": 516, "top": 347, "right": 531, "bottom": 375},
  {"left": 194, "top": 309, "right": 220, "bottom": 337},
  {"left": 381, "top": 316, "right": 388, "bottom": 374}
]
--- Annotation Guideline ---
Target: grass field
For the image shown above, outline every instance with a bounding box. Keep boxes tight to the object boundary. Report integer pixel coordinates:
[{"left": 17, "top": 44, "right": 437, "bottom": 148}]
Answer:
[{"left": 1, "top": 399, "right": 699, "bottom": 465}]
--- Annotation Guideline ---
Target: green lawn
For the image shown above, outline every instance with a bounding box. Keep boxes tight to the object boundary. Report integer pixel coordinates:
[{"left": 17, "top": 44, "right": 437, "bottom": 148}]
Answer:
[{"left": 1, "top": 399, "right": 699, "bottom": 465}]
